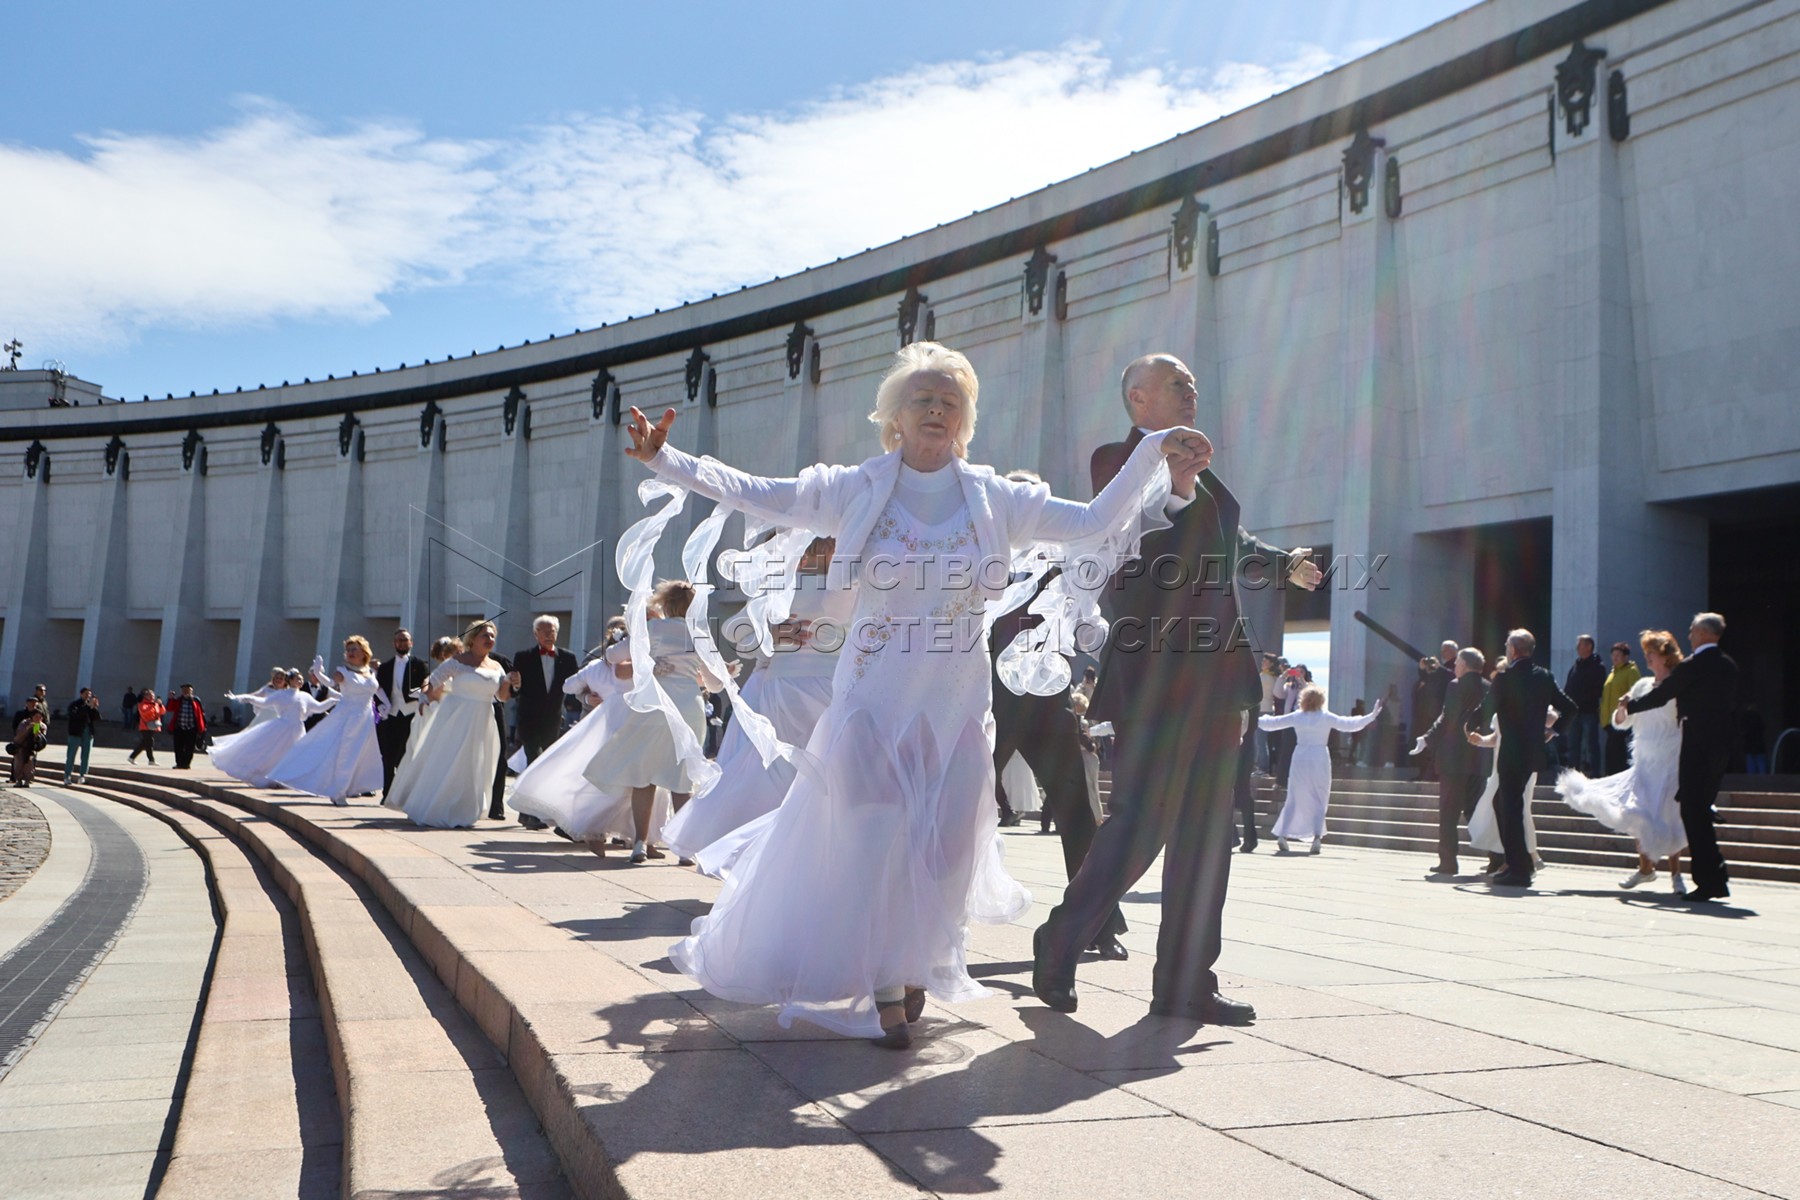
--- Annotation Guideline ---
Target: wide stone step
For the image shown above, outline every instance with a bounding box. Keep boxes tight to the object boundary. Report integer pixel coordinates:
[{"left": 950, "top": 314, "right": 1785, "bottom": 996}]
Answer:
[
  {"left": 75, "top": 785, "right": 341, "bottom": 1199},
  {"left": 85, "top": 773, "right": 571, "bottom": 1200}
]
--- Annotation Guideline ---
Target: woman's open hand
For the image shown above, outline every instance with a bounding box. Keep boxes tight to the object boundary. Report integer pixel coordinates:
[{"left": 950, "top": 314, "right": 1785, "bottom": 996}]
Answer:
[{"left": 625, "top": 406, "right": 678, "bottom": 462}]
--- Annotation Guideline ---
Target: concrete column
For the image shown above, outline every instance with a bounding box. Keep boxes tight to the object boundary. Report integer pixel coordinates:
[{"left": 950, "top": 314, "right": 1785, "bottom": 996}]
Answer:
[
  {"left": 315, "top": 439, "right": 367, "bottom": 661},
  {"left": 786, "top": 331, "right": 821, "bottom": 470},
  {"left": 1020, "top": 283, "right": 1071, "bottom": 497},
  {"left": 1172, "top": 231, "right": 1225, "bottom": 445},
  {"left": 0, "top": 465, "right": 54, "bottom": 706},
  {"left": 404, "top": 414, "right": 447, "bottom": 640},
  {"left": 154, "top": 463, "right": 232, "bottom": 696},
  {"left": 234, "top": 441, "right": 309, "bottom": 690},
  {"left": 76, "top": 471, "right": 155, "bottom": 707},
  {"left": 488, "top": 409, "right": 532, "bottom": 649},
  {"left": 1550, "top": 81, "right": 1707, "bottom": 659},
  {"left": 1329, "top": 142, "right": 1420, "bottom": 712},
  {"left": 571, "top": 410, "right": 617, "bottom": 655}
]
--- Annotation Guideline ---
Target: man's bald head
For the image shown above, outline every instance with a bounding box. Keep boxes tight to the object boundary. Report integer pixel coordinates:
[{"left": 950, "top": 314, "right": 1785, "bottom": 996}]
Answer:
[{"left": 1119, "top": 354, "right": 1198, "bottom": 431}]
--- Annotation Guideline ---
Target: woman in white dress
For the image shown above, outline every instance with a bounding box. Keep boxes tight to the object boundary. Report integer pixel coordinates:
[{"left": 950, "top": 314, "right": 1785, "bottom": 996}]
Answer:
[
  {"left": 222, "top": 667, "right": 291, "bottom": 734},
  {"left": 1259, "top": 687, "right": 1381, "bottom": 853},
  {"left": 663, "top": 539, "right": 854, "bottom": 869},
  {"left": 1558, "top": 629, "right": 1687, "bottom": 893},
  {"left": 269, "top": 636, "right": 389, "bottom": 805},
  {"left": 1465, "top": 664, "right": 1553, "bottom": 875},
  {"left": 385, "top": 620, "right": 514, "bottom": 829},
  {"left": 623, "top": 341, "right": 1208, "bottom": 1047},
  {"left": 213, "top": 668, "right": 336, "bottom": 788},
  {"left": 401, "top": 636, "right": 465, "bottom": 769}
]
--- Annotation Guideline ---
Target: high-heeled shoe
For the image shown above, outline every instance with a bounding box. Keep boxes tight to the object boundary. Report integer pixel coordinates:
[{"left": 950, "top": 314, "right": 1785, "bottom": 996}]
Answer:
[
  {"left": 903, "top": 986, "right": 926, "bottom": 1024},
  {"left": 870, "top": 1002, "right": 913, "bottom": 1049}
]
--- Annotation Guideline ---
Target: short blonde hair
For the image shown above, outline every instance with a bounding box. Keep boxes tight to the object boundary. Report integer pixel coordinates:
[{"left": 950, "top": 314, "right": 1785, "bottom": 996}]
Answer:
[
  {"left": 868, "top": 341, "right": 979, "bottom": 457},
  {"left": 1299, "top": 684, "right": 1326, "bottom": 712},
  {"left": 461, "top": 619, "right": 498, "bottom": 645},
  {"left": 343, "top": 635, "right": 373, "bottom": 665}
]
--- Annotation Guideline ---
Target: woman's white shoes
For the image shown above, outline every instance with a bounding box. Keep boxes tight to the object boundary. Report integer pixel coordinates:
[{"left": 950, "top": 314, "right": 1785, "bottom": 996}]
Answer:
[
  {"left": 1277, "top": 837, "right": 1290, "bottom": 854},
  {"left": 1671, "top": 874, "right": 1687, "bottom": 895},
  {"left": 1309, "top": 837, "right": 1322, "bottom": 855},
  {"left": 1620, "top": 868, "right": 1657, "bottom": 889}
]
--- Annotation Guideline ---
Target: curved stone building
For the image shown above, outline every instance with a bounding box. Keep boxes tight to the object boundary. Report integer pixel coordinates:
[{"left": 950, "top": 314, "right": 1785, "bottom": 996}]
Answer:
[{"left": 3, "top": 0, "right": 1797, "bottom": 746}]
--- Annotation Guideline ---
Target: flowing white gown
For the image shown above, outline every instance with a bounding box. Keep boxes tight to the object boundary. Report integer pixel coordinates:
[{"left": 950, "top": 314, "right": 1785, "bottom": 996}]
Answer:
[
  {"left": 270, "top": 668, "right": 388, "bottom": 804},
  {"left": 385, "top": 659, "right": 505, "bottom": 829},
  {"left": 583, "top": 620, "right": 713, "bottom": 793},
  {"left": 211, "top": 688, "right": 336, "bottom": 788},
  {"left": 663, "top": 574, "right": 854, "bottom": 866},
  {"left": 1557, "top": 676, "right": 1685, "bottom": 860},
  {"left": 1259, "top": 707, "right": 1381, "bottom": 841},
  {"left": 1468, "top": 732, "right": 1545, "bottom": 868},
  {"left": 644, "top": 433, "right": 1172, "bottom": 1038},
  {"left": 509, "top": 658, "right": 668, "bottom": 842}
]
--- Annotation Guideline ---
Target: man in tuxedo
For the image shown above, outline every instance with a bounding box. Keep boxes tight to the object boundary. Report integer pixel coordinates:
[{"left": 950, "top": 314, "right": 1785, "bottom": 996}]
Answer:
[
  {"left": 512, "top": 616, "right": 579, "bottom": 763},
  {"left": 1034, "top": 353, "right": 1319, "bottom": 1023},
  {"left": 375, "top": 628, "right": 429, "bottom": 797},
  {"left": 1622, "top": 612, "right": 1738, "bottom": 902},
  {"left": 1412, "top": 646, "right": 1491, "bottom": 877},
  {"left": 1475, "top": 629, "right": 1575, "bottom": 887}
]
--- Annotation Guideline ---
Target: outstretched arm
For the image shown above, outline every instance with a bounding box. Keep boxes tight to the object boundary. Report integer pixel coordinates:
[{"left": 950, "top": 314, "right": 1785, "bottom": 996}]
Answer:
[
  {"left": 1327, "top": 705, "right": 1381, "bottom": 733},
  {"left": 1021, "top": 428, "right": 1205, "bottom": 544},
  {"left": 627, "top": 406, "right": 844, "bottom": 534},
  {"left": 1259, "top": 710, "right": 1302, "bottom": 731}
]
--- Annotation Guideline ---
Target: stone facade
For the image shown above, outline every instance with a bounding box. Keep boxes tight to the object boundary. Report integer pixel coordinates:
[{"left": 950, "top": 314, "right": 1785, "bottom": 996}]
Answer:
[{"left": 2, "top": 0, "right": 1797, "bottom": 734}]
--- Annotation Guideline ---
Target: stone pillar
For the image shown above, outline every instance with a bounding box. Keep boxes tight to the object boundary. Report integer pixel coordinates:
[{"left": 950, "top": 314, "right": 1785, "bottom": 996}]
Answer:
[
  {"left": 1549, "top": 69, "right": 1707, "bottom": 660},
  {"left": 76, "top": 470, "right": 133, "bottom": 702},
  {"left": 234, "top": 439, "right": 300, "bottom": 691},
  {"left": 315, "top": 435, "right": 367, "bottom": 661},
  {"left": 1329, "top": 140, "right": 1420, "bottom": 713},
  {"left": 571, "top": 406, "right": 615, "bottom": 655},
  {"left": 787, "top": 330, "right": 820, "bottom": 471},
  {"left": 489, "top": 403, "right": 532, "bottom": 649},
  {"left": 154, "top": 461, "right": 231, "bottom": 696},
  {"left": 405, "top": 412, "right": 447, "bottom": 641},
  {"left": 1020, "top": 272, "right": 1071, "bottom": 496},
  {"left": 1172, "top": 225, "right": 1225, "bottom": 446},
  {"left": 0, "top": 461, "right": 54, "bottom": 706}
]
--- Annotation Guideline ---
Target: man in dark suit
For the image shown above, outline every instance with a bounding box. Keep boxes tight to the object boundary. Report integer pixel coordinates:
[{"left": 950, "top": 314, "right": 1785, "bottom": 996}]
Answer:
[
  {"left": 1033, "top": 353, "right": 1319, "bottom": 1023},
  {"left": 1622, "top": 612, "right": 1738, "bottom": 902},
  {"left": 1475, "top": 629, "right": 1575, "bottom": 887},
  {"left": 512, "top": 615, "right": 579, "bottom": 763},
  {"left": 1412, "top": 647, "right": 1491, "bottom": 877},
  {"left": 375, "top": 628, "right": 430, "bottom": 797}
]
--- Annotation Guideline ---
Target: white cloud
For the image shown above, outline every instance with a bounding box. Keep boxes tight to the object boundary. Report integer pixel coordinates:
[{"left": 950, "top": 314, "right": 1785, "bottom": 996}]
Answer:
[{"left": 0, "top": 45, "right": 1349, "bottom": 353}]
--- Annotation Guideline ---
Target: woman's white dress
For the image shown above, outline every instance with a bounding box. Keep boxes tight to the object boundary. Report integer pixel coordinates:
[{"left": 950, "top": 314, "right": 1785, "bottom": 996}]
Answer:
[
  {"left": 1468, "top": 732, "right": 1545, "bottom": 868},
  {"left": 1259, "top": 707, "right": 1381, "bottom": 841},
  {"left": 269, "top": 668, "right": 387, "bottom": 804},
  {"left": 663, "top": 575, "right": 854, "bottom": 865},
  {"left": 1557, "top": 676, "right": 1685, "bottom": 860},
  {"left": 583, "top": 620, "right": 713, "bottom": 794},
  {"left": 211, "top": 688, "right": 336, "bottom": 788},
  {"left": 509, "top": 658, "right": 669, "bottom": 842},
  {"left": 384, "top": 659, "right": 505, "bottom": 829},
  {"left": 643, "top": 433, "right": 1173, "bottom": 1038}
]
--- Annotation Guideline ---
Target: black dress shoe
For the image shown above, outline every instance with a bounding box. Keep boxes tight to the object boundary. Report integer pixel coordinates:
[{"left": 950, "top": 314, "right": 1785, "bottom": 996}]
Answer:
[
  {"left": 1148, "top": 992, "right": 1257, "bottom": 1025},
  {"left": 1684, "top": 887, "right": 1731, "bottom": 903},
  {"left": 518, "top": 813, "right": 547, "bottom": 830},
  {"left": 1239, "top": 839, "right": 1258, "bottom": 853},
  {"left": 1032, "top": 925, "right": 1078, "bottom": 1013},
  {"left": 1489, "top": 871, "right": 1533, "bottom": 888},
  {"left": 1088, "top": 935, "right": 1129, "bottom": 961},
  {"left": 998, "top": 812, "right": 1023, "bottom": 827}
]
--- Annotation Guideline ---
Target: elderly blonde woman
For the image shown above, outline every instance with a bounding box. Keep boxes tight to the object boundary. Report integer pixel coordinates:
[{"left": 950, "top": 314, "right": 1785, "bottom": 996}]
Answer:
[
  {"left": 1258, "top": 685, "right": 1380, "bottom": 854},
  {"left": 623, "top": 341, "right": 1210, "bottom": 1048},
  {"left": 270, "top": 635, "right": 391, "bottom": 805}
]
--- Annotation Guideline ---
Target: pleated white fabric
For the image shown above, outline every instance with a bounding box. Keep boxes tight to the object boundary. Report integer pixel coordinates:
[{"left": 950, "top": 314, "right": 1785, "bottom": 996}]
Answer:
[
  {"left": 1557, "top": 676, "right": 1686, "bottom": 860},
  {"left": 269, "top": 668, "right": 387, "bottom": 803},
  {"left": 211, "top": 688, "right": 335, "bottom": 788},
  {"left": 384, "top": 660, "right": 504, "bottom": 829}
]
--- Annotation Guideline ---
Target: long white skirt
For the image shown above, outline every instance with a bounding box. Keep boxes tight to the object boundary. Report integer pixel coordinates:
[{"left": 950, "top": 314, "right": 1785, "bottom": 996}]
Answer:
[
  {"left": 1272, "top": 745, "right": 1332, "bottom": 840},
  {"left": 210, "top": 717, "right": 306, "bottom": 789},
  {"left": 663, "top": 671, "right": 833, "bottom": 866},
  {"left": 510, "top": 699, "right": 671, "bottom": 843},
  {"left": 270, "top": 702, "right": 383, "bottom": 802},
  {"left": 1556, "top": 739, "right": 1685, "bottom": 861},
  {"left": 383, "top": 693, "right": 501, "bottom": 829},
  {"left": 1469, "top": 767, "right": 1544, "bottom": 867},
  {"left": 583, "top": 679, "right": 708, "bottom": 794}
]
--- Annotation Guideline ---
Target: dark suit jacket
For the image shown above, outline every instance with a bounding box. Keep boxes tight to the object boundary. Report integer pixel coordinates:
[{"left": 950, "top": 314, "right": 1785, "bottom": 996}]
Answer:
[
  {"left": 1086, "top": 429, "right": 1277, "bottom": 725},
  {"left": 376, "top": 655, "right": 430, "bottom": 719},
  {"left": 1626, "top": 646, "right": 1738, "bottom": 764},
  {"left": 1422, "top": 671, "right": 1490, "bottom": 776},
  {"left": 509, "top": 646, "right": 577, "bottom": 740},
  {"left": 1481, "top": 657, "right": 1576, "bottom": 775}
]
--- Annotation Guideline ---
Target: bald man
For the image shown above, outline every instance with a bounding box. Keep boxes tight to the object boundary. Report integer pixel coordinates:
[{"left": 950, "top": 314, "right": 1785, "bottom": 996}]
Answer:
[{"left": 1034, "top": 353, "right": 1320, "bottom": 1023}]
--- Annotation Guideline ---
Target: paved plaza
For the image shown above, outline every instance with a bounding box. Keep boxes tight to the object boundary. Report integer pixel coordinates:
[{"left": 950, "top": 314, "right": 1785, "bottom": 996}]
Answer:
[{"left": 1, "top": 750, "right": 1798, "bottom": 1197}]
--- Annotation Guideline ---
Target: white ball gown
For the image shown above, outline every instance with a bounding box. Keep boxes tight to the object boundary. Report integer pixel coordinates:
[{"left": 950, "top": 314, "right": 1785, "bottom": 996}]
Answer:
[
  {"left": 269, "top": 667, "right": 388, "bottom": 804},
  {"left": 637, "top": 431, "right": 1174, "bottom": 1039},
  {"left": 1468, "top": 731, "right": 1545, "bottom": 868},
  {"left": 662, "top": 573, "right": 853, "bottom": 866},
  {"left": 583, "top": 619, "right": 714, "bottom": 794},
  {"left": 384, "top": 659, "right": 505, "bottom": 829},
  {"left": 1259, "top": 706, "right": 1381, "bottom": 841},
  {"left": 1556, "top": 676, "right": 1685, "bottom": 860},
  {"left": 210, "top": 687, "right": 337, "bottom": 788}
]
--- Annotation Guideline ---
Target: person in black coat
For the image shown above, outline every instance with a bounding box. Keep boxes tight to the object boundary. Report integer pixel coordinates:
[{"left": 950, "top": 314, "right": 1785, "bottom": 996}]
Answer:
[
  {"left": 375, "top": 628, "right": 431, "bottom": 797},
  {"left": 1474, "top": 630, "right": 1576, "bottom": 887},
  {"left": 511, "top": 616, "right": 579, "bottom": 763},
  {"left": 1622, "top": 612, "right": 1738, "bottom": 902},
  {"left": 1411, "top": 648, "right": 1491, "bottom": 876},
  {"left": 1033, "top": 354, "right": 1320, "bottom": 1024},
  {"left": 1563, "top": 635, "right": 1608, "bottom": 775},
  {"left": 1412, "top": 657, "right": 1450, "bottom": 782}
]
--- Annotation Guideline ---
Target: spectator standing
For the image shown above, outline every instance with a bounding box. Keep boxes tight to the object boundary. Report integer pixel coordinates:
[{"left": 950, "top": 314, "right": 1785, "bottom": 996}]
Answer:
[
  {"left": 9, "top": 700, "right": 49, "bottom": 786},
  {"left": 129, "top": 689, "right": 165, "bottom": 765},
  {"left": 120, "top": 687, "right": 139, "bottom": 727},
  {"left": 1600, "top": 643, "right": 1641, "bottom": 777},
  {"left": 165, "top": 684, "right": 208, "bottom": 770},
  {"left": 1563, "top": 635, "right": 1607, "bottom": 775},
  {"left": 63, "top": 687, "right": 101, "bottom": 784}
]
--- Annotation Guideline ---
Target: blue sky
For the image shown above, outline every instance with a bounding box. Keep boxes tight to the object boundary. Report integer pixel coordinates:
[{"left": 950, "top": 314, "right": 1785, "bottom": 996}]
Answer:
[{"left": 3, "top": 1, "right": 1473, "bottom": 400}]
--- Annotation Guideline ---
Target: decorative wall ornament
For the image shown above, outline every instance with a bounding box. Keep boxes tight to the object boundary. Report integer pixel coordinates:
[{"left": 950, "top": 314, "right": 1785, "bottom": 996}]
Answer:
[
  {"left": 897, "top": 286, "right": 927, "bottom": 346},
  {"left": 1171, "top": 195, "right": 1206, "bottom": 271},
  {"left": 1205, "top": 218, "right": 1221, "bottom": 277},
  {"left": 503, "top": 385, "right": 526, "bottom": 436},
  {"left": 684, "top": 347, "right": 710, "bottom": 402},
  {"left": 1023, "top": 246, "right": 1056, "bottom": 315},
  {"left": 337, "top": 412, "right": 361, "bottom": 457},
  {"left": 1342, "top": 130, "right": 1387, "bottom": 215},
  {"left": 103, "top": 434, "right": 126, "bottom": 477},
  {"left": 1556, "top": 40, "right": 1606, "bottom": 137},
  {"left": 419, "top": 400, "right": 441, "bottom": 448},
  {"left": 786, "top": 320, "right": 814, "bottom": 380},
  {"left": 181, "top": 428, "right": 204, "bottom": 472},
  {"left": 1608, "top": 69, "right": 1630, "bottom": 141},
  {"left": 1383, "top": 155, "right": 1403, "bottom": 219},
  {"left": 24, "top": 439, "right": 46, "bottom": 480},
  {"left": 591, "top": 368, "right": 615, "bottom": 422},
  {"left": 808, "top": 341, "right": 822, "bottom": 386},
  {"left": 923, "top": 309, "right": 936, "bottom": 342},
  {"left": 1053, "top": 270, "right": 1068, "bottom": 321},
  {"left": 704, "top": 366, "right": 718, "bottom": 408}
]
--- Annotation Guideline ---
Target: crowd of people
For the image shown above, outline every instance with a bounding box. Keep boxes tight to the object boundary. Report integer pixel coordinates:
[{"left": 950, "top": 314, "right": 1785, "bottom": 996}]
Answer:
[{"left": 3, "top": 341, "right": 1752, "bottom": 1049}]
